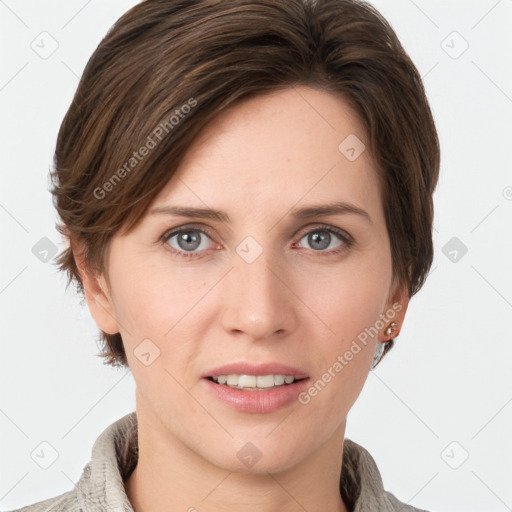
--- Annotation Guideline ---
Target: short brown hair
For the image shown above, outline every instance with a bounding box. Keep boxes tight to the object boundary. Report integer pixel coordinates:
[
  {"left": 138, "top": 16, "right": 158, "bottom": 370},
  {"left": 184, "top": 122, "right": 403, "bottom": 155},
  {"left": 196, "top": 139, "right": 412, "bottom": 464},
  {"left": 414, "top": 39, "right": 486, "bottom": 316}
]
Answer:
[{"left": 51, "top": 0, "right": 440, "bottom": 368}]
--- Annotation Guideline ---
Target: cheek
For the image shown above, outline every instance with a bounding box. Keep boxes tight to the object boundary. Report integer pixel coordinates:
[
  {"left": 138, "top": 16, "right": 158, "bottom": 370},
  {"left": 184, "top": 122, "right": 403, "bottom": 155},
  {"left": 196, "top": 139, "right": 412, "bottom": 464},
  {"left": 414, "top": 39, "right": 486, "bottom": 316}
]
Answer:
[
  {"left": 292, "top": 251, "right": 392, "bottom": 398},
  {"left": 295, "top": 265, "right": 387, "bottom": 417},
  {"left": 298, "top": 254, "right": 392, "bottom": 338},
  {"left": 108, "top": 260, "right": 192, "bottom": 343}
]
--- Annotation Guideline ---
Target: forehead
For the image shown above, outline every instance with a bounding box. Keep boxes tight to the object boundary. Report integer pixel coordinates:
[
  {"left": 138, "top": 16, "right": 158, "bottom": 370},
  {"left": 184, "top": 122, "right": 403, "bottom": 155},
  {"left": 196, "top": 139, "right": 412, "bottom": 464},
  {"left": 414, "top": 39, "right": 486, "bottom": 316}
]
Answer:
[{"left": 151, "top": 86, "right": 381, "bottom": 219}]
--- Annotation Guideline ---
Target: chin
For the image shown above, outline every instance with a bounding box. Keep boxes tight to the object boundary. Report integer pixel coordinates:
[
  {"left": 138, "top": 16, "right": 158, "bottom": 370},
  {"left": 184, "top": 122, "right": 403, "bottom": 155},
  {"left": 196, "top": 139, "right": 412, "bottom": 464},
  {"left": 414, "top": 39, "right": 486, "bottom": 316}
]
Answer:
[{"left": 200, "top": 438, "right": 311, "bottom": 476}]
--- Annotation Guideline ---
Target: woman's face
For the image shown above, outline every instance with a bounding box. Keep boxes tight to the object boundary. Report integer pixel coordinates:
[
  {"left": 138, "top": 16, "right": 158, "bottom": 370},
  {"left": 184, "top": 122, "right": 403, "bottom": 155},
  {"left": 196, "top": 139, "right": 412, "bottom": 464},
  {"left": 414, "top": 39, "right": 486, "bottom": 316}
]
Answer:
[{"left": 83, "top": 85, "right": 407, "bottom": 474}]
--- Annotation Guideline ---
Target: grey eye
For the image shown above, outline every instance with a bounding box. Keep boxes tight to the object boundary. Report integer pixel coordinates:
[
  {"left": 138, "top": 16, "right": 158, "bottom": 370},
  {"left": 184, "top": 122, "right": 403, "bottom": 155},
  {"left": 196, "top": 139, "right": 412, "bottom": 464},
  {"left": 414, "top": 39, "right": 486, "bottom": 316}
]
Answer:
[
  {"left": 167, "top": 229, "right": 212, "bottom": 252},
  {"left": 298, "top": 229, "right": 344, "bottom": 251}
]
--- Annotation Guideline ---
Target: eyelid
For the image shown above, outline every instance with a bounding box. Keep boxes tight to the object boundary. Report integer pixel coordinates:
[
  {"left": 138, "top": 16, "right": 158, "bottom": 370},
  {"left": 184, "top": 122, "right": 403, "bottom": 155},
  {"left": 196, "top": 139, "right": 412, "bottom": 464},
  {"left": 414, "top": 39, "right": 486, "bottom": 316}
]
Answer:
[
  {"left": 162, "top": 223, "right": 218, "bottom": 242},
  {"left": 294, "top": 222, "right": 353, "bottom": 243}
]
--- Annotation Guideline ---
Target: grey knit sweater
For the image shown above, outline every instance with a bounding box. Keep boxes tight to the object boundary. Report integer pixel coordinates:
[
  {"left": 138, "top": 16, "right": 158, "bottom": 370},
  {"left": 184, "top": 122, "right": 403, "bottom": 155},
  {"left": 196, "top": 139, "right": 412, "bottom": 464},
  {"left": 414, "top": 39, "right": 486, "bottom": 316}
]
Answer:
[{"left": 10, "top": 412, "right": 430, "bottom": 512}]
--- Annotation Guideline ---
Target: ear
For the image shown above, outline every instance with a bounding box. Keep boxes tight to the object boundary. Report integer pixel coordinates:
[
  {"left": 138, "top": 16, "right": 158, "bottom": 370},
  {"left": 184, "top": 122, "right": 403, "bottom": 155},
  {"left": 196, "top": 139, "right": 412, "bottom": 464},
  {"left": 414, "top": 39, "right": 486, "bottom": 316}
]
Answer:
[
  {"left": 73, "top": 243, "right": 120, "bottom": 335},
  {"left": 377, "top": 278, "right": 409, "bottom": 342}
]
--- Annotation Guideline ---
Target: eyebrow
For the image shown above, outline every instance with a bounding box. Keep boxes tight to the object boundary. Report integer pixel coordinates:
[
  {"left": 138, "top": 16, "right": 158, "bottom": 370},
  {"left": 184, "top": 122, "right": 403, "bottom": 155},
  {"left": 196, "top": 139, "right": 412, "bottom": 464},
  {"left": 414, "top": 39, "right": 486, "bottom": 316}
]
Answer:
[{"left": 150, "top": 201, "right": 372, "bottom": 224}]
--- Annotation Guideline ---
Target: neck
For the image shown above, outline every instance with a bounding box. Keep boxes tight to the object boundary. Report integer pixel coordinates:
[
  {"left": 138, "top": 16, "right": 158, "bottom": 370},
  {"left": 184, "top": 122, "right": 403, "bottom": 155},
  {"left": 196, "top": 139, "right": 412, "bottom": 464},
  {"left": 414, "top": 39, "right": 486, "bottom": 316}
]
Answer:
[{"left": 125, "top": 396, "right": 349, "bottom": 512}]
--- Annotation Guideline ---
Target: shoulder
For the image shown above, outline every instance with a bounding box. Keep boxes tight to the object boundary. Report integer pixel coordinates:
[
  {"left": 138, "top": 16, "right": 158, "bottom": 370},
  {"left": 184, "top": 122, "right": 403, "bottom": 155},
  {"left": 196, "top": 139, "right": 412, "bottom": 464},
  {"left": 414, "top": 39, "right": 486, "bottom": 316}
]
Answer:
[
  {"left": 6, "top": 490, "right": 80, "bottom": 512},
  {"left": 343, "top": 438, "right": 432, "bottom": 512},
  {"left": 7, "top": 412, "right": 138, "bottom": 512},
  {"left": 383, "top": 490, "right": 432, "bottom": 512}
]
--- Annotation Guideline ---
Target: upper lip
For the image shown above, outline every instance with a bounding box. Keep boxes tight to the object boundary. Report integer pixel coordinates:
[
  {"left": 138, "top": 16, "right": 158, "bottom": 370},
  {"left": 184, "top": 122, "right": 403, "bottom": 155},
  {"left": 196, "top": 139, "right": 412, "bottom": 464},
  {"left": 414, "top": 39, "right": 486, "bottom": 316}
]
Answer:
[{"left": 202, "top": 362, "right": 309, "bottom": 380}]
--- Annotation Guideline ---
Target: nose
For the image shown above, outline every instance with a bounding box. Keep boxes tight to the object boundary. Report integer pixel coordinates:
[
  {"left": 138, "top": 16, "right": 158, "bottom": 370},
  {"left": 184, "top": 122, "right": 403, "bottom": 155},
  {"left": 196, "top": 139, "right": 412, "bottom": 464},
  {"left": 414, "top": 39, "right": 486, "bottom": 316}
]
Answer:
[{"left": 220, "top": 246, "right": 298, "bottom": 342}]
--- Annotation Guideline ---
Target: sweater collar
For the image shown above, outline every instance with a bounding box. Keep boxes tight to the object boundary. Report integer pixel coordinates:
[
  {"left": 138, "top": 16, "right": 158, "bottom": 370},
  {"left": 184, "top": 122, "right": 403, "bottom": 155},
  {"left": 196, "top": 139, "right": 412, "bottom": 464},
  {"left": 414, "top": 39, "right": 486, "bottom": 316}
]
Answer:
[{"left": 73, "top": 411, "right": 390, "bottom": 512}]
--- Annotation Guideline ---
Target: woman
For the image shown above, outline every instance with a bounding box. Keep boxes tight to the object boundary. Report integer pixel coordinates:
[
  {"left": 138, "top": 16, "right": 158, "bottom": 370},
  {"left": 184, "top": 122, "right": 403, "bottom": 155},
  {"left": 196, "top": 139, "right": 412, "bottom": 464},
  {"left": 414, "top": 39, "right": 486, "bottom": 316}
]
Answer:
[{"left": 15, "top": 0, "right": 439, "bottom": 510}]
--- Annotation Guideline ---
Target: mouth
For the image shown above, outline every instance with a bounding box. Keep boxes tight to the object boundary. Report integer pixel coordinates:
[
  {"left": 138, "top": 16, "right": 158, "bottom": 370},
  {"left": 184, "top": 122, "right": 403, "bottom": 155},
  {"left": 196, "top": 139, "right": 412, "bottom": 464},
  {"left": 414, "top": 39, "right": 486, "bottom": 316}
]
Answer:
[
  {"left": 205, "top": 374, "right": 308, "bottom": 391},
  {"left": 203, "top": 372, "right": 310, "bottom": 413},
  {"left": 201, "top": 362, "right": 310, "bottom": 413}
]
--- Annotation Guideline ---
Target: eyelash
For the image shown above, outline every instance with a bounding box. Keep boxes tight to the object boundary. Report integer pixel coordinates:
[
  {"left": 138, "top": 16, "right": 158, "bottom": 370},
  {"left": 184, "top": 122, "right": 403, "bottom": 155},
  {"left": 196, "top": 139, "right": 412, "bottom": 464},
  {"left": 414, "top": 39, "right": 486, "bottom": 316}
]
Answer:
[{"left": 160, "top": 224, "right": 354, "bottom": 259}]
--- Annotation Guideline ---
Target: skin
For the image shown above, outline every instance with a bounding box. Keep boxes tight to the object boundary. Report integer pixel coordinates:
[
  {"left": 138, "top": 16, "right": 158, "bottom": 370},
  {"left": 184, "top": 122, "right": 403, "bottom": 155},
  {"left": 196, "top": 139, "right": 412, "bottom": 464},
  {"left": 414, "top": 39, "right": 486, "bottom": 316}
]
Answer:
[{"left": 75, "top": 85, "right": 409, "bottom": 512}]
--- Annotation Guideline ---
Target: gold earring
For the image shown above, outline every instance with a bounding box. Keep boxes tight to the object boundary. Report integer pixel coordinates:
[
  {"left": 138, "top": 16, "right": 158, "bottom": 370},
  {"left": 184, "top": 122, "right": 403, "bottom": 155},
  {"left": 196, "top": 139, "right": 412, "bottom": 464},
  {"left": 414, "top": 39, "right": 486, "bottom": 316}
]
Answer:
[{"left": 384, "top": 322, "right": 397, "bottom": 337}]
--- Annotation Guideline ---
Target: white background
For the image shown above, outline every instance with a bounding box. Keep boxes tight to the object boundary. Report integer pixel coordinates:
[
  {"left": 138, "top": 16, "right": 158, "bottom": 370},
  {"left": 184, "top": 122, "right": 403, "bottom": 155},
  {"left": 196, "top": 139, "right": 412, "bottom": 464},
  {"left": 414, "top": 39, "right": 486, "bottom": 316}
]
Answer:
[{"left": 1, "top": 1, "right": 511, "bottom": 511}]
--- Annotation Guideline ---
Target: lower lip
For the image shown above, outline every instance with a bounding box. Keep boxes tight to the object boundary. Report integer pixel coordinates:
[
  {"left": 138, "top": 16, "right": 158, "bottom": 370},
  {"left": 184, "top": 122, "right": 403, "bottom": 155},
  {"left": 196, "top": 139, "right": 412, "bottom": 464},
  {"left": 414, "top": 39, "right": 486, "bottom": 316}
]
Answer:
[{"left": 203, "top": 377, "right": 310, "bottom": 413}]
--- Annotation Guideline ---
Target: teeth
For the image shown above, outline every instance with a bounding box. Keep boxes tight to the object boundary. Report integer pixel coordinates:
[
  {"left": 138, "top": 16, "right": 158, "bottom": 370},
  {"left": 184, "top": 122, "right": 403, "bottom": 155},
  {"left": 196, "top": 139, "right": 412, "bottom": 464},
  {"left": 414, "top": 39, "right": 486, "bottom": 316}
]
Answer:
[
  {"left": 274, "top": 374, "right": 285, "bottom": 386},
  {"left": 226, "top": 375, "right": 238, "bottom": 386},
  {"left": 212, "top": 374, "right": 297, "bottom": 389},
  {"left": 257, "top": 375, "right": 275, "bottom": 388}
]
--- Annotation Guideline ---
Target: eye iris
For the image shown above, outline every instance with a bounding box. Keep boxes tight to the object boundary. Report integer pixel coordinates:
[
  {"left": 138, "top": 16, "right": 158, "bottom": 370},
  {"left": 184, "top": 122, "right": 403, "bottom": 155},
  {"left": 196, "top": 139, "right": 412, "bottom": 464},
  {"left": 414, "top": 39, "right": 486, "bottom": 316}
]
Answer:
[
  {"left": 178, "top": 231, "right": 201, "bottom": 251},
  {"left": 309, "top": 230, "right": 330, "bottom": 250}
]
